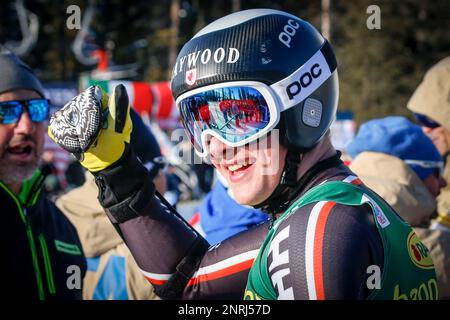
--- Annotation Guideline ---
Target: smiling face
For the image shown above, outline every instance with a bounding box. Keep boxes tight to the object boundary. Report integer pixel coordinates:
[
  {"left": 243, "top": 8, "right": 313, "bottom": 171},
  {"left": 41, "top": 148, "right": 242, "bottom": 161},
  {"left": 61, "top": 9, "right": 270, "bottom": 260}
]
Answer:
[
  {"left": 0, "top": 89, "right": 45, "bottom": 192},
  {"left": 207, "top": 134, "right": 287, "bottom": 206}
]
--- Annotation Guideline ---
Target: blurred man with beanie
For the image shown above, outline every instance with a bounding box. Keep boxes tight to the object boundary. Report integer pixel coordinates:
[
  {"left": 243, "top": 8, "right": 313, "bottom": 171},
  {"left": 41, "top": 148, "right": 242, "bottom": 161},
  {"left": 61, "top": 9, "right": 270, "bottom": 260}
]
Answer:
[
  {"left": 348, "top": 116, "right": 450, "bottom": 298},
  {"left": 407, "top": 57, "right": 450, "bottom": 231},
  {"left": 0, "top": 48, "right": 86, "bottom": 299}
]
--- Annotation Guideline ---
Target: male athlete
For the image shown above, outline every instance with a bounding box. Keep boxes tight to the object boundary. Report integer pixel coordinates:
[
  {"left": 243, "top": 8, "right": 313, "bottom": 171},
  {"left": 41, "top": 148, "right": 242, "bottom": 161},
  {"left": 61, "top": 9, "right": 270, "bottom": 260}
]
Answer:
[{"left": 49, "top": 9, "right": 437, "bottom": 299}]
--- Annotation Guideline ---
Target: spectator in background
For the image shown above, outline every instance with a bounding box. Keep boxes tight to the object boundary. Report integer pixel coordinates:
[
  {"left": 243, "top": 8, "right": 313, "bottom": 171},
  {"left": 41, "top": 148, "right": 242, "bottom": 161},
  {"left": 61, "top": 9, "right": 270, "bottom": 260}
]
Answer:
[
  {"left": 194, "top": 163, "right": 214, "bottom": 194},
  {"left": 407, "top": 57, "right": 450, "bottom": 231},
  {"left": 189, "top": 172, "right": 268, "bottom": 244},
  {"left": 348, "top": 116, "right": 450, "bottom": 298},
  {"left": 0, "top": 49, "right": 86, "bottom": 299},
  {"left": 65, "top": 159, "right": 86, "bottom": 189},
  {"left": 42, "top": 134, "right": 72, "bottom": 193},
  {"left": 41, "top": 149, "right": 62, "bottom": 196},
  {"left": 165, "top": 164, "right": 182, "bottom": 206},
  {"left": 56, "top": 108, "right": 165, "bottom": 300}
]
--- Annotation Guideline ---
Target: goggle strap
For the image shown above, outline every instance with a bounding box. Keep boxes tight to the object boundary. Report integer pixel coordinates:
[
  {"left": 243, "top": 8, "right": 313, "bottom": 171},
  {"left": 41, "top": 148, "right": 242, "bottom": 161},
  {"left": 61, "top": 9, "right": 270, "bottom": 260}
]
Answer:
[
  {"left": 321, "top": 40, "right": 338, "bottom": 74},
  {"left": 271, "top": 40, "right": 337, "bottom": 112},
  {"left": 404, "top": 159, "right": 444, "bottom": 170}
]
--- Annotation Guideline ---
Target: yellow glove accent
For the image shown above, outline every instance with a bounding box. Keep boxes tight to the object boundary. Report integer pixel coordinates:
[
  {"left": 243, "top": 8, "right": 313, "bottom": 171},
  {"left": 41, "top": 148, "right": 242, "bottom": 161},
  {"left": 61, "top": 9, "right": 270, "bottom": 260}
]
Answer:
[
  {"left": 80, "top": 86, "right": 133, "bottom": 172},
  {"left": 48, "top": 85, "right": 133, "bottom": 172}
]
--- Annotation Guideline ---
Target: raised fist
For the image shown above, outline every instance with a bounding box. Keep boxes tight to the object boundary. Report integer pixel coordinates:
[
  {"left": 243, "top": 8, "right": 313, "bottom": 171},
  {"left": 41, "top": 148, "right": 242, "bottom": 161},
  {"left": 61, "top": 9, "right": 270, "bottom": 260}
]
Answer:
[{"left": 48, "top": 85, "right": 132, "bottom": 172}]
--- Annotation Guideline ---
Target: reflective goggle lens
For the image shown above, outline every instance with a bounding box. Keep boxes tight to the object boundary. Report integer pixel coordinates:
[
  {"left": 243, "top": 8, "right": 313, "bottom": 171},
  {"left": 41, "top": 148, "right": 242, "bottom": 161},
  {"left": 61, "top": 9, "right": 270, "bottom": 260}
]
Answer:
[
  {"left": 178, "top": 86, "right": 272, "bottom": 153},
  {"left": 0, "top": 99, "right": 49, "bottom": 124}
]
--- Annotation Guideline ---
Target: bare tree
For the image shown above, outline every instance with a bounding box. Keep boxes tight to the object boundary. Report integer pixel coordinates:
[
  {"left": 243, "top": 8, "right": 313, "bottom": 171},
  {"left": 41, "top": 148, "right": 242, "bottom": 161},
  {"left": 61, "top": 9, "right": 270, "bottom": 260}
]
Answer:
[
  {"left": 232, "top": 0, "right": 241, "bottom": 12},
  {"left": 321, "top": 0, "right": 331, "bottom": 41},
  {"left": 169, "top": 0, "right": 180, "bottom": 79}
]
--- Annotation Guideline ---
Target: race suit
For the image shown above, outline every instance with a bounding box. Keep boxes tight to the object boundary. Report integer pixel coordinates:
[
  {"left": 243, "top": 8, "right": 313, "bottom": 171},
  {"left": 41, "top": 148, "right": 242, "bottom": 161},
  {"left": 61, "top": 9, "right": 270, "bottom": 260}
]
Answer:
[
  {"left": 245, "top": 178, "right": 437, "bottom": 300},
  {"left": 95, "top": 147, "right": 437, "bottom": 299}
]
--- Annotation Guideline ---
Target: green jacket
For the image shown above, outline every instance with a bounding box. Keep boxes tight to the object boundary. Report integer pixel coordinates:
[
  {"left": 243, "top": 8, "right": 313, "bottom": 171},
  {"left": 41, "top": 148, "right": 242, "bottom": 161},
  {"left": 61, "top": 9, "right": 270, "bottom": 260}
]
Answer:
[
  {"left": 245, "top": 180, "right": 437, "bottom": 300},
  {"left": 1, "top": 168, "right": 86, "bottom": 299}
]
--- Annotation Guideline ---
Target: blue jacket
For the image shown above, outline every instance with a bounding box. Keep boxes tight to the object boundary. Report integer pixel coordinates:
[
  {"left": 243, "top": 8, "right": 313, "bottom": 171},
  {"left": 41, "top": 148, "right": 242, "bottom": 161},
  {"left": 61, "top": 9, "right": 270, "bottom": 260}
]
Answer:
[{"left": 198, "top": 182, "right": 269, "bottom": 244}]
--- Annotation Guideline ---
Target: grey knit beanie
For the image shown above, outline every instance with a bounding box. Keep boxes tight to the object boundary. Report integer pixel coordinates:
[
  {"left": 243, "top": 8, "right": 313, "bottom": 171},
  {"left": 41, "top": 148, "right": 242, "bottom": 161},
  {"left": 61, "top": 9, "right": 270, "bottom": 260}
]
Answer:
[{"left": 0, "top": 48, "right": 45, "bottom": 98}]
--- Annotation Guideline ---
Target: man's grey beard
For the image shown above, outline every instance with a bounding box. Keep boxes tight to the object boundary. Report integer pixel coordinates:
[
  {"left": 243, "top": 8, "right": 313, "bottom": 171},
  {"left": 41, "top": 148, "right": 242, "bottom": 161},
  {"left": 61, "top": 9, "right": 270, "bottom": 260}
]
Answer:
[{"left": 0, "top": 155, "right": 41, "bottom": 186}]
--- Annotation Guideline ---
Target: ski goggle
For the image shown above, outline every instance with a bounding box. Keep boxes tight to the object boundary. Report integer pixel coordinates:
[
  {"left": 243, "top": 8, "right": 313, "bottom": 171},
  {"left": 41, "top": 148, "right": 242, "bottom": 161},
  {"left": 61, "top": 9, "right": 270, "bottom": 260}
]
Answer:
[
  {"left": 176, "top": 41, "right": 337, "bottom": 157},
  {"left": 0, "top": 99, "right": 50, "bottom": 124},
  {"left": 413, "top": 112, "right": 441, "bottom": 129},
  {"left": 404, "top": 159, "right": 444, "bottom": 177},
  {"left": 177, "top": 81, "right": 280, "bottom": 156}
]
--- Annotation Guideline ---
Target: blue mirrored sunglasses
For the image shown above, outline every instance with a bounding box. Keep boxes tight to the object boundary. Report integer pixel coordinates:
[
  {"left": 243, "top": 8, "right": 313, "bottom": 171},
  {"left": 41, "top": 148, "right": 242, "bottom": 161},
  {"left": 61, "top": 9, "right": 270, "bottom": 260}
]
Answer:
[
  {"left": 0, "top": 99, "right": 50, "bottom": 124},
  {"left": 413, "top": 112, "right": 441, "bottom": 129}
]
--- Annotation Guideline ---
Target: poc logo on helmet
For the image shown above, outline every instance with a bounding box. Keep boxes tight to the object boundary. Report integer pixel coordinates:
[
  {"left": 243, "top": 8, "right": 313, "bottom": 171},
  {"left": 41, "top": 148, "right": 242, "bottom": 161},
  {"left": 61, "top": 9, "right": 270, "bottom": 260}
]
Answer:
[
  {"left": 286, "top": 64, "right": 322, "bottom": 100},
  {"left": 279, "top": 19, "right": 300, "bottom": 48}
]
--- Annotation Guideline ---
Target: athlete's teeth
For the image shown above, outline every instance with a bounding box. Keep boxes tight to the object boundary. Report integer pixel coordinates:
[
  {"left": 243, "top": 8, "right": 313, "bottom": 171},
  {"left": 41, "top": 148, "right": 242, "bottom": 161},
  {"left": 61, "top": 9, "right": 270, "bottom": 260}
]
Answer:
[
  {"left": 229, "top": 164, "right": 242, "bottom": 172},
  {"left": 229, "top": 164, "right": 239, "bottom": 172},
  {"left": 228, "top": 162, "right": 253, "bottom": 172}
]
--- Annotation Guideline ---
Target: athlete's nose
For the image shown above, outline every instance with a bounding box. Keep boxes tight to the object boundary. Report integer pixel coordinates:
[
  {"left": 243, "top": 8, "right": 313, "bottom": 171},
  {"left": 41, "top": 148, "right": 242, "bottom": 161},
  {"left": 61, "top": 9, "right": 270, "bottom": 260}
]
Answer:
[{"left": 207, "top": 136, "right": 228, "bottom": 162}]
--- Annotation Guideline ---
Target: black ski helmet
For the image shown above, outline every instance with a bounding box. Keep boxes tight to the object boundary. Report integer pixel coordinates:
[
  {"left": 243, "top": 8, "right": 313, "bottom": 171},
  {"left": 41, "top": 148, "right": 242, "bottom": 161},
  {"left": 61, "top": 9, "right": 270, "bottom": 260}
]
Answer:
[{"left": 171, "top": 8, "right": 338, "bottom": 151}]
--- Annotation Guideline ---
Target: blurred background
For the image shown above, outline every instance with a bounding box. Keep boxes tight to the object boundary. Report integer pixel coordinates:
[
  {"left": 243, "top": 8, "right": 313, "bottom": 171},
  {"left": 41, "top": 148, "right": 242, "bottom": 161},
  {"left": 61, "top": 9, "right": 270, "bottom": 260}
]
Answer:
[
  {"left": 1, "top": 0, "right": 449, "bottom": 122},
  {"left": 1, "top": 0, "right": 449, "bottom": 213}
]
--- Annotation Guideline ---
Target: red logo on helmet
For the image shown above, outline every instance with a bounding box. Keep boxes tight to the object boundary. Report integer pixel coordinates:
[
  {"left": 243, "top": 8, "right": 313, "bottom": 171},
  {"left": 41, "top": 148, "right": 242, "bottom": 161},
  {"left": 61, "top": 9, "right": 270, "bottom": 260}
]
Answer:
[{"left": 185, "top": 68, "right": 197, "bottom": 86}]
